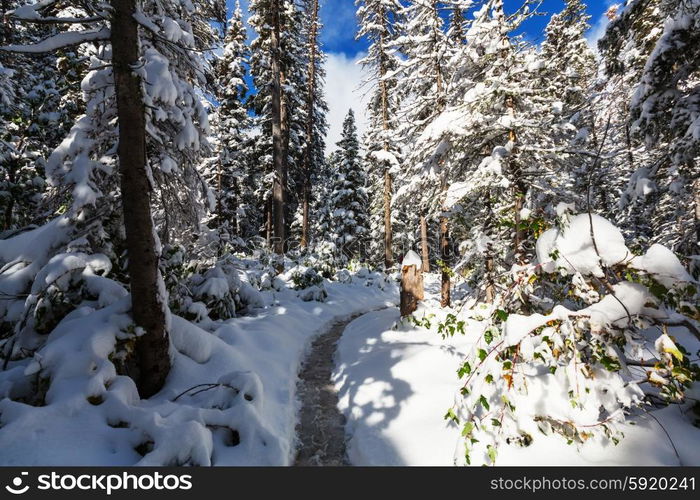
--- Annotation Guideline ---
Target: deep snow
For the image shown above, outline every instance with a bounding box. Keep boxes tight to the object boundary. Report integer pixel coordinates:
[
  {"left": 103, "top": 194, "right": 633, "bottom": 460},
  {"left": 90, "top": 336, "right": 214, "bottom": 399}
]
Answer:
[{"left": 333, "top": 275, "right": 700, "bottom": 466}]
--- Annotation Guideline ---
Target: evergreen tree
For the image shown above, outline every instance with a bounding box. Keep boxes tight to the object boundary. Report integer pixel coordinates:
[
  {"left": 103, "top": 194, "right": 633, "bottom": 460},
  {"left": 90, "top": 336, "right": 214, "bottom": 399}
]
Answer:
[
  {"left": 356, "top": 0, "right": 404, "bottom": 269},
  {"left": 3, "top": 0, "right": 223, "bottom": 396},
  {"left": 207, "top": 1, "right": 253, "bottom": 245},
  {"left": 249, "top": 0, "right": 308, "bottom": 253},
  {"left": 326, "top": 110, "right": 369, "bottom": 262}
]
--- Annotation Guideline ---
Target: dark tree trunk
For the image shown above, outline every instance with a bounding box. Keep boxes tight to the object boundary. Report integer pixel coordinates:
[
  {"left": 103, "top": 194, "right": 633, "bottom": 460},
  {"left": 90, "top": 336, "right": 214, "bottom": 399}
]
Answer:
[
  {"left": 271, "top": 0, "right": 285, "bottom": 259},
  {"left": 420, "top": 214, "right": 430, "bottom": 272},
  {"left": 112, "top": 0, "right": 170, "bottom": 398},
  {"left": 439, "top": 212, "right": 451, "bottom": 308},
  {"left": 301, "top": 0, "right": 319, "bottom": 250},
  {"left": 400, "top": 264, "right": 424, "bottom": 317}
]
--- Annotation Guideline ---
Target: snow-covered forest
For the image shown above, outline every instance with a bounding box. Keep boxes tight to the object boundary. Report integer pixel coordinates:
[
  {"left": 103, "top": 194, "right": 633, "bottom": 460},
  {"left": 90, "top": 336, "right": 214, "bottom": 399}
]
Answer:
[{"left": 0, "top": 0, "right": 698, "bottom": 467}]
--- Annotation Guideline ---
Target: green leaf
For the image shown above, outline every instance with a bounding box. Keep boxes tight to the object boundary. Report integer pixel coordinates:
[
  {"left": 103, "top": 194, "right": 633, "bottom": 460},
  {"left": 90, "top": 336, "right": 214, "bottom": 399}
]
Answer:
[
  {"left": 478, "top": 349, "right": 488, "bottom": 362},
  {"left": 457, "top": 362, "right": 472, "bottom": 379},
  {"left": 462, "top": 422, "right": 474, "bottom": 437},
  {"left": 487, "top": 444, "right": 497, "bottom": 464},
  {"left": 484, "top": 329, "right": 494, "bottom": 344},
  {"left": 491, "top": 418, "right": 501, "bottom": 427},
  {"left": 444, "top": 408, "right": 459, "bottom": 424},
  {"left": 495, "top": 309, "right": 509, "bottom": 322},
  {"left": 479, "top": 395, "right": 490, "bottom": 411}
]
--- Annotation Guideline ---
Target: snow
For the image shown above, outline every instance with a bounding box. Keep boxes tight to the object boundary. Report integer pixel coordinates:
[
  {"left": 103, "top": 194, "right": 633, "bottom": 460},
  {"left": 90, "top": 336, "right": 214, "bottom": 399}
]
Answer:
[
  {"left": 3, "top": 28, "right": 110, "bottom": 53},
  {"left": 0, "top": 268, "right": 397, "bottom": 466},
  {"left": 401, "top": 250, "right": 422, "bottom": 269},
  {"left": 631, "top": 243, "right": 696, "bottom": 288},
  {"left": 333, "top": 274, "right": 700, "bottom": 466},
  {"left": 536, "top": 214, "right": 631, "bottom": 276}
]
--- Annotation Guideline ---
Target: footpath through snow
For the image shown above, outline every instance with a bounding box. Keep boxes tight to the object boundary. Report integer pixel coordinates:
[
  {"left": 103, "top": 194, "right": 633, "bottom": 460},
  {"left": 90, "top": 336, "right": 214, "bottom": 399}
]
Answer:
[
  {"left": 0, "top": 269, "right": 397, "bottom": 466},
  {"left": 333, "top": 274, "right": 700, "bottom": 466}
]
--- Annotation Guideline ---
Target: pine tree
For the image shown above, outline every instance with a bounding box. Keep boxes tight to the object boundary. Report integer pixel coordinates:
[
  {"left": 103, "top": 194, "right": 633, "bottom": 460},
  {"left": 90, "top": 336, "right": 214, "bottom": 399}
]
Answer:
[
  {"left": 249, "top": 0, "right": 309, "bottom": 255},
  {"left": 208, "top": 1, "right": 252, "bottom": 245},
  {"left": 326, "top": 110, "right": 369, "bottom": 262},
  {"left": 356, "top": 0, "right": 403, "bottom": 269},
  {"left": 298, "top": 0, "right": 329, "bottom": 250},
  {"left": 2, "top": 0, "right": 222, "bottom": 396}
]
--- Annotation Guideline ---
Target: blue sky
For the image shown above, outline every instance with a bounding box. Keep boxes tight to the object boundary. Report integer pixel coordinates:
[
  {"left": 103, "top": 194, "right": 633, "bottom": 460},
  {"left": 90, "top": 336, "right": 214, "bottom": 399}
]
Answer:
[{"left": 226, "top": 0, "right": 617, "bottom": 150}]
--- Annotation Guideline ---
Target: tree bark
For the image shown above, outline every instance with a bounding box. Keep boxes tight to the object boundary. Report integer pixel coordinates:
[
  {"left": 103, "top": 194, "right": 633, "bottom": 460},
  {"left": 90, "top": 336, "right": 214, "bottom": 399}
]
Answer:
[
  {"left": 400, "top": 264, "right": 424, "bottom": 317},
  {"left": 301, "top": 0, "right": 319, "bottom": 250},
  {"left": 112, "top": 0, "right": 170, "bottom": 398},
  {"left": 271, "top": 0, "right": 286, "bottom": 260},
  {"left": 378, "top": 4, "right": 393, "bottom": 270},
  {"left": 384, "top": 169, "right": 393, "bottom": 269},
  {"left": 420, "top": 213, "right": 429, "bottom": 272},
  {"left": 439, "top": 211, "right": 451, "bottom": 308}
]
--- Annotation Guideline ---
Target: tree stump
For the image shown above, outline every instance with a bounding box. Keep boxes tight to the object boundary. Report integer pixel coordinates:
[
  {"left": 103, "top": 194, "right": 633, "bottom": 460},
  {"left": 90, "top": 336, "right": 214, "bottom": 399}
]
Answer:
[{"left": 400, "top": 251, "right": 424, "bottom": 317}]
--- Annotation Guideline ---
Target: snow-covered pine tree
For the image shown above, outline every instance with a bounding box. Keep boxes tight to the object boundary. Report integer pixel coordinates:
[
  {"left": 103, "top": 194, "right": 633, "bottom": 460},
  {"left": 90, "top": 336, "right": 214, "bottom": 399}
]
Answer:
[
  {"left": 326, "top": 109, "right": 369, "bottom": 262},
  {"left": 2, "top": 0, "right": 222, "bottom": 396},
  {"left": 249, "top": 0, "right": 308, "bottom": 255},
  {"left": 356, "top": 0, "right": 403, "bottom": 270},
  {"left": 392, "top": 0, "right": 468, "bottom": 304},
  {"left": 0, "top": 0, "right": 85, "bottom": 232},
  {"left": 629, "top": 0, "right": 700, "bottom": 255},
  {"left": 540, "top": 0, "right": 596, "bottom": 111},
  {"left": 207, "top": 1, "right": 253, "bottom": 247},
  {"left": 298, "top": 0, "right": 328, "bottom": 250},
  {"left": 595, "top": 0, "right": 667, "bottom": 251}
]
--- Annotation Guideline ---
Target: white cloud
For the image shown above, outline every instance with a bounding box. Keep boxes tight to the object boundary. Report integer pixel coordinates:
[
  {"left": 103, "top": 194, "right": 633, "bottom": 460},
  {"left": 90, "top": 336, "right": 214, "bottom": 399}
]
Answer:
[
  {"left": 323, "top": 52, "right": 368, "bottom": 155},
  {"left": 586, "top": 1, "right": 621, "bottom": 51}
]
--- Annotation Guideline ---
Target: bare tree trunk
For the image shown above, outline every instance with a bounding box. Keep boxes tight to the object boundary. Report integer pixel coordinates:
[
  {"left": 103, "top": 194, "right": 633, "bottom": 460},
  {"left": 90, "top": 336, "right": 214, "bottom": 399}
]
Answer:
[
  {"left": 301, "top": 0, "right": 319, "bottom": 250},
  {"left": 420, "top": 213, "right": 429, "bottom": 272},
  {"left": 112, "top": 0, "right": 170, "bottom": 398},
  {"left": 400, "top": 264, "right": 424, "bottom": 317},
  {"left": 379, "top": 4, "right": 393, "bottom": 270},
  {"left": 439, "top": 211, "right": 451, "bottom": 308},
  {"left": 384, "top": 169, "right": 393, "bottom": 269},
  {"left": 271, "top": 0, "right": 285, "bottom": 260}
]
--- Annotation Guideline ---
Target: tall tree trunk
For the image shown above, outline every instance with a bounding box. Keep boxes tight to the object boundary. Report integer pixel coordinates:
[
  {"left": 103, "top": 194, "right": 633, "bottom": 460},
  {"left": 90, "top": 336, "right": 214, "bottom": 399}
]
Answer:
[
  {"left": 439, "top": 210, "right": 451, "bottom": 308},
  {"left": 301, "top": 0, "right": 319, "bottom": 250},
  {"left": 384, "top": 169, "right": 393, "bottom": 269},
  {"left": 112, "top": 0, "right": 170, "bottom": 398},
  {"left": 271, "top": 0, "right": 286, "bottom": 259},
  {"left": 379, "top": 5, "right": 393, "bottom": 270},
  {"left": 420, "top": 213, "right": 429, "bottom": 272}
]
